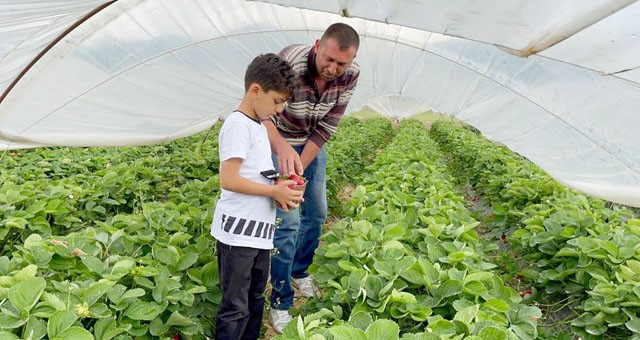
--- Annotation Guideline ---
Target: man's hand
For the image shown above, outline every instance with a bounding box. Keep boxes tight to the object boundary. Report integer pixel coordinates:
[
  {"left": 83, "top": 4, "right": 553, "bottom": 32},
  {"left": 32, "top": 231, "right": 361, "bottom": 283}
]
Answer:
[{"left": 276, "top": 143, "right": 303, "bottom": 176}]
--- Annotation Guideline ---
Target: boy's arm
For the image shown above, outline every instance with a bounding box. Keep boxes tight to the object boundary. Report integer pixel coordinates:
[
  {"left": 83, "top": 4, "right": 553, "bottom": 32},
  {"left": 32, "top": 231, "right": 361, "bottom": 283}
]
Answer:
[{"left": 220, "top": 158, "right": 302, "bottom": 210}]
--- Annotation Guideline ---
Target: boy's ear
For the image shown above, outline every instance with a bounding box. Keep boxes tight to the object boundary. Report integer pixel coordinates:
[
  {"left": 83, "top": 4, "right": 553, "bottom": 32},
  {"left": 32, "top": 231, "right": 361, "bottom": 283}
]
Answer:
[{"left": 248, "top": 83, "right": 262, "bottom": 97}]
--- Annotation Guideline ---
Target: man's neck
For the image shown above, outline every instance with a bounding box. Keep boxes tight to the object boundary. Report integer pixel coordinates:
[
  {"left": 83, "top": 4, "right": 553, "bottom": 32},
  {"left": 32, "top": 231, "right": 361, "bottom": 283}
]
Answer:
[{"left": 315, "top": 75, "right": 327, "bottom": 95}]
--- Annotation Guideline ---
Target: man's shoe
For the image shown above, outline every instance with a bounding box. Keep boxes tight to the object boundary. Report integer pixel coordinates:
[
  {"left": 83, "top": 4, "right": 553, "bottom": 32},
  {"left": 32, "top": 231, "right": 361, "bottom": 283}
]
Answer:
[
  {"left": 268, "top": 309, "right": 292, "bottom": 334},
  {"left": 292, "top": 276, "right": 319, "bottom": 298}
]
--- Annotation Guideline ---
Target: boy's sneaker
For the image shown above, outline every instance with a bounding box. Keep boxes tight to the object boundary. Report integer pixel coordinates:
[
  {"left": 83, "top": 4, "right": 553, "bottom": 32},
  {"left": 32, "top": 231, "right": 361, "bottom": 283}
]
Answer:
[
  {"left": 292, "top": 276, "right": 319, "bottom": 298},
  {"left": 268, "top": 309, "right": 292, "bottom": 334}
]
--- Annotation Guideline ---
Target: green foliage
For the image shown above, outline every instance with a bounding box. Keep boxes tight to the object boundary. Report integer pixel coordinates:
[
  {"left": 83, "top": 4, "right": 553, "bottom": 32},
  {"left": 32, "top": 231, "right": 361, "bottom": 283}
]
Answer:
[
  {"left": 431, "top": 119, "right": 640, "bottom": 339},
  {"left": 297, "top": 120, "right": 540, "bottom": 339},
  {"left": 325, "top": 117, "right": 394, "bottom": 216},
  {"left": 0, "top": 127, "right": 222, "bottom": 338}
]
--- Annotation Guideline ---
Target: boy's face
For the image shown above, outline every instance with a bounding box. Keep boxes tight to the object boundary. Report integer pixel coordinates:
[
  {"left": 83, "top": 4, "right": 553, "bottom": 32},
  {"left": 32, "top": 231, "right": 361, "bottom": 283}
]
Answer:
[
  {"left": 253, "top": 86, "right": 288, "bottom": 120},
  {"left": 314, "top": 37, "right": 357, "bottom": 81}
]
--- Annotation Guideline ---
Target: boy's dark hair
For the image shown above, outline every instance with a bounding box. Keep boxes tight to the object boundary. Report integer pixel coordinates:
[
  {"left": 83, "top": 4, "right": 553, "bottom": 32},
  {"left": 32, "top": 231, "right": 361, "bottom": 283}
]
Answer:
[
  {"left": 244, "top": 53, "right": 297, "bottom": 97},
  {"left": 321, "top": 22, "right": 360, "bottom": 51}
]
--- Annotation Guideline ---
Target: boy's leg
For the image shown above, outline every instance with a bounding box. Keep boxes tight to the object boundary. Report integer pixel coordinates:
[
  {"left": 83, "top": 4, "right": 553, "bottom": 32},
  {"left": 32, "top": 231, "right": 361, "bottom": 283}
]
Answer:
[
  {"left": 215, "top": 241, "right": 259, "bottom": 340},
  {"left": 241, "top": 248, "right": 270, "bottom": 340},
  {"left": 291, "top": 147, "right": 327, "bottom": 279}
]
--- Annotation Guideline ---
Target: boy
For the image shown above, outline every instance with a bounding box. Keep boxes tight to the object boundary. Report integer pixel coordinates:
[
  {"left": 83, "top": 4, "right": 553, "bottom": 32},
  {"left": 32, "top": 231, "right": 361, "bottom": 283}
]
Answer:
[{"left": 211, "top": 53, "right": 303, "bottom": 340}]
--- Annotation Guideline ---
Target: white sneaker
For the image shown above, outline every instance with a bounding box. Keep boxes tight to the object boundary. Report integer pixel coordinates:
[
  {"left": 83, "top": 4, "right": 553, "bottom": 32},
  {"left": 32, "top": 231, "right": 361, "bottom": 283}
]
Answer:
[
  {"left": 268, "top": 309, "right": 292, "bottom": 334},
  {"left": 292, "top": 276, "right": 319, "bottom": 298}
]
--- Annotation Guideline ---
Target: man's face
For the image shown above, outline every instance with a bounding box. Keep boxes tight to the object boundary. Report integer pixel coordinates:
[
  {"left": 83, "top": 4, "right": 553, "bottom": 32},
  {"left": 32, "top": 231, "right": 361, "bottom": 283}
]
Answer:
[{"left": 314, "top": 37, "right": 357, "bottom": 81}]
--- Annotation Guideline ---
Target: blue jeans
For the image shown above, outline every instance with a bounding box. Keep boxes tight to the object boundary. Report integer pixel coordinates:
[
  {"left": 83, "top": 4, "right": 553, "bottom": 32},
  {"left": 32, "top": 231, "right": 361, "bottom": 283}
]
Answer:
[{"left": 270, "top": 146, "right": 327, "bottom": 310}]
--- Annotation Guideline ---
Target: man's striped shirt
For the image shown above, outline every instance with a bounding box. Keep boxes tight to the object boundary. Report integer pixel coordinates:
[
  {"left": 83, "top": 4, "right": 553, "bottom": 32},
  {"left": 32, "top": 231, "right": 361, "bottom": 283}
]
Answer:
[{"left": 272, "top": 44, "right": 359, "bottom": 148}]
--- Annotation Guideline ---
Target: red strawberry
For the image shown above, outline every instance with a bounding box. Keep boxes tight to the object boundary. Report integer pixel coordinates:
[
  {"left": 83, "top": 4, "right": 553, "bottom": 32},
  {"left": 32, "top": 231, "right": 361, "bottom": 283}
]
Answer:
[{"left": 288, "top": 174, "right": 300, "bottom": 181}]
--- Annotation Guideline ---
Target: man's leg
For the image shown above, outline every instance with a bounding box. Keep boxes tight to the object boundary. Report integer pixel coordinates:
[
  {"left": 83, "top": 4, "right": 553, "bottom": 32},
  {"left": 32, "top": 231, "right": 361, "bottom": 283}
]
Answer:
[
  {"left": 291, "top": 147, "right": 327, "bottom": 279},
  {"left": 215, "top": 242, "right": 258, "bottom": 340},
  {"left": 270, "top": 149, "right": 302, "bottom": 310}
]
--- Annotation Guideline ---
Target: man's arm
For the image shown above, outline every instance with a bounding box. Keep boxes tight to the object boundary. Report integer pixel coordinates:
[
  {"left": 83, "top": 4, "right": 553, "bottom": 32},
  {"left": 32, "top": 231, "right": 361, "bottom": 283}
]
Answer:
[{"left": 264, "top": 120, "right": 304, "bottom": 176}]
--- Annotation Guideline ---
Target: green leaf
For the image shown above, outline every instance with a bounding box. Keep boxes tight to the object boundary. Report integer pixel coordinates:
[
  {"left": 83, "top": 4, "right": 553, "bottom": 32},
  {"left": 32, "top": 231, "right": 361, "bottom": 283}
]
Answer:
[
  {"left": 0, "top": 256, "right": 10, "bottom": 275},
  {"left": 464, "top": 272, "right": 493, "bottom": 283},
  {"left": 428, "top": 319, "right": 456, "bottom": 336},
  {"left": 389, "top": 289, "right": 416, "bottom": 304},
  {"left": 0, "top": 315, "right": 24, "bottom": 329},
  {"left": 154, "top": 247, "right": 179, "bottom": 266},
  {"left": 513, "top": 306, "right": 542, "bottom": 324},
  {"left": 8, "top": 277, "right": 46, "bottom": 314},
  {"left": 169, "top": 232, "right": 192, "bottom": 245},
  {"left": 585, "top": 265, "right": 610, "bottom": 282},
  {"left": 94, "top": 317, "right": 127, "bottom": 340},
  {"left": 124, "top": 301, "right": 162, "bottom": 320},
  {"left": 89, "top": 303, "right": 111, "bottom": 318},
  {"left": 585, "top": 323, "right": 607, "bottom": 335},
  {"left": 109, "top": 258, "right": 135, "bottom": 278},
  {"left": 483, "top": 298, "right": 509, "bottom": 313},
  {"left": 348, "top": 312, "right": 373, "bottom": 331},
  {"left": 121, "top": 288, "right": 146, "bottom": 300},
  {"left": 186, "top": 285, "right": 207, "bottom": 294},
  {"left": 464, "top": 281, "right": 487, "bottom": 296},
  {"left": 437, "top": 280, "right": 463, "bottom": 298},
  {"left": 0, "top": 331, "right": 20, "bottom": 340},
  {"left": 395, "top": 256, "right": 417, "bottom": 273},
  {"left": 30, "top": 246, "right": 52, "bottom": 267},
  {"left": 51, "top": 326, "right": 94, "bottom": 340},
  {"left": 454, "top": 304, "right": 479, "bottom": 325},
  {"left": 554, "top": 247, "right": 579, "bottom": 257},
  {"left": 329, "top": 325, "right": 367, "bottom": 340},
  {"left": 477, "top": 326, "right": 507, "bottom": 340},
  {"left": 24, "top": 315, "right": 47, "bottom": 340},
  {"left": 81, "top": 256, "right": 105, "bottom": 275},
  {"left": 626, "top": 318, "right": 640, "bottom": 333},
  {"left": 166, "top": 311, "right": 193, "bottom": 327},
  {"left": 373, "top": 261, "right": 395, "bottom": 278},
  {"left": 175, "top": 253, "right": 199, "bottom": 272},
  {"left": 366, "top": 319, "right": 399, "bottom": 339},
  {"left": 149, "top": 318, "right": 169, "bottom": 337},
  {"left": 47, "top": 310, "right": 77, "bottom": 339},
  {"left": 83, "top": 282, "right": 112, "bottom": 305},
  {"left": 139, "top": 266, "right": 159, "bottom": 277}
]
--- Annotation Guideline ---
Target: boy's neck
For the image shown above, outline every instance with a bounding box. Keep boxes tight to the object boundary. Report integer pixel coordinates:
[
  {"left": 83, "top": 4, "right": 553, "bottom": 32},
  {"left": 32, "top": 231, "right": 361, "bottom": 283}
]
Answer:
[{"left": 237, "top": 101, "right": 258, "bottom": 120}]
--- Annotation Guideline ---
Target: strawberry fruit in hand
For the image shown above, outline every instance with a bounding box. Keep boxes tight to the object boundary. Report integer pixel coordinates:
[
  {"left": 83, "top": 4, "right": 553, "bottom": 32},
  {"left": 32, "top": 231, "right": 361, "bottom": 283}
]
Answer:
[{"left": 275, "top": 174, "right": 306, "bottom": 208}]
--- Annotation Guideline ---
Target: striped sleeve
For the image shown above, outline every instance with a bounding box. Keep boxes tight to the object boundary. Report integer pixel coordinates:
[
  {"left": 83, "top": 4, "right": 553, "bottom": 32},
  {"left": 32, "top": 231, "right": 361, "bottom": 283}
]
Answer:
[{"left": 308, "top": 65, "right": 360, "bottom": 148}]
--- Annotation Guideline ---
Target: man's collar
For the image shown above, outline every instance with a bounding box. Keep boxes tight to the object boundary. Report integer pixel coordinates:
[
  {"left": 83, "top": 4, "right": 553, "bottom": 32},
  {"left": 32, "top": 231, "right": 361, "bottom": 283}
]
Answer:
[{"left": 307, "top": 46, "right": 318, "bottom": 80}]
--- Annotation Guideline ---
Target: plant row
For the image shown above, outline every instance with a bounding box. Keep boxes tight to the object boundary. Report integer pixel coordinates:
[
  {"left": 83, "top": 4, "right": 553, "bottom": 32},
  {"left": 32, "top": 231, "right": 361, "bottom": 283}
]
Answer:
[
  {"left": 277, "top": 120, "right": 541, "bottom": 340},
  {"left": 430, "top": 120, "right": 640, "bottom": 339},
  {"left": 325, "top": 116, "right": 395, "bottom": 217}
]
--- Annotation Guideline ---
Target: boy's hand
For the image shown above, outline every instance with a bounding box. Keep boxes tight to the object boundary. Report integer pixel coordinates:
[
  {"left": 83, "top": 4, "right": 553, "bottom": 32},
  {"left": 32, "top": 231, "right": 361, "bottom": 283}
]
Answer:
[{"left": 273, "top": 179, "right": 304, "bottom": 211}]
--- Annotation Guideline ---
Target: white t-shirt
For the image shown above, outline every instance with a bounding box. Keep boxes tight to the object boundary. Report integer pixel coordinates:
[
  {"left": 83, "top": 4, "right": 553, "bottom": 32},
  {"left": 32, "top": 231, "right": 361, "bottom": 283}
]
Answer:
[{"left": 210, "top": 111, "right": 277, "bottom": 250}]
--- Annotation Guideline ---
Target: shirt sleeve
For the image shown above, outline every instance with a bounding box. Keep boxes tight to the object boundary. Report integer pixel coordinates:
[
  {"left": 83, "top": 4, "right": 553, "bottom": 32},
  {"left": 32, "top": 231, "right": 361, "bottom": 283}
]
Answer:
[
  {"left": 308, "top": 68, "right": 360, "bottom": 148},
  {"left": 218, "top": 120, "right": 252, "bottom": 162}
]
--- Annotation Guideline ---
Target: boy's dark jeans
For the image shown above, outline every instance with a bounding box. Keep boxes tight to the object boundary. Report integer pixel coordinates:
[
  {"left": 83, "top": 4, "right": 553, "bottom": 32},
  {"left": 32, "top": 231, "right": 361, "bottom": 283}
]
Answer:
[{"left": 215, "top": 241, "right": 270, "bottom": 340}]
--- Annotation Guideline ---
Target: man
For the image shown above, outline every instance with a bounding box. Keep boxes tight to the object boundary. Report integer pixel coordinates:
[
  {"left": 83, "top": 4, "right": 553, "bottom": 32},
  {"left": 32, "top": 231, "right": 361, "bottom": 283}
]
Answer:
[{"left": 264, "top": 22, "right": 360, "bottom": 333}]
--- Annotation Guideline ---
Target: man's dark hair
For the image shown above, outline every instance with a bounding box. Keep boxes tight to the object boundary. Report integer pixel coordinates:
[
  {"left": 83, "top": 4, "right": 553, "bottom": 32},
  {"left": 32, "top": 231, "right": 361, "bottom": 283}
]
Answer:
[
  {"left": 244, "top": 53, "right": 297, "bottom": 96},
  {"left": 321, "top": 22, "right": 360, "bottom": 51}
]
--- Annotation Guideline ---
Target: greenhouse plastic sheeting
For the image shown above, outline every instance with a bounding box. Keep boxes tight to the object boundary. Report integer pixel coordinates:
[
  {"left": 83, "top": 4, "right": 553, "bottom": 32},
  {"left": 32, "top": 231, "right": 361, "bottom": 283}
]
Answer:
[{"left": 0, "top": 0, "right": 639, "bottom": 206}]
